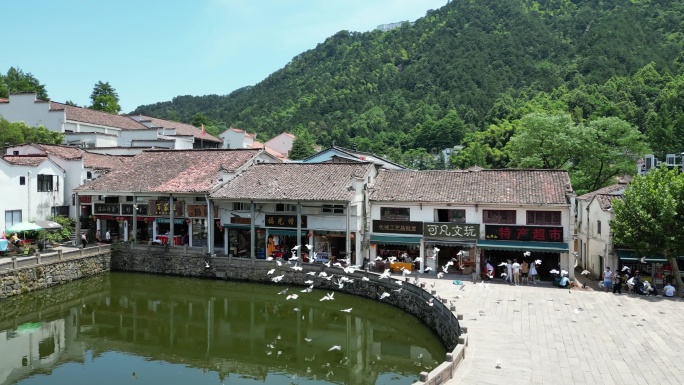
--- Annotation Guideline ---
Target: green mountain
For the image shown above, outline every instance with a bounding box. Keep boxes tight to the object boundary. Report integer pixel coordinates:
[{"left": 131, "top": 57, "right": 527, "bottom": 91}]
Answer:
[{"left": 132, "top": 0, "right": 684, "bottom": 156}]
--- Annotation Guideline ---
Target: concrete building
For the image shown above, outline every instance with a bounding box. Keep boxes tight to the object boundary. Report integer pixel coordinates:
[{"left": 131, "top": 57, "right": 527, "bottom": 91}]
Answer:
[{"left": 301, "top": 145, "right": 406, "bottom": 170}]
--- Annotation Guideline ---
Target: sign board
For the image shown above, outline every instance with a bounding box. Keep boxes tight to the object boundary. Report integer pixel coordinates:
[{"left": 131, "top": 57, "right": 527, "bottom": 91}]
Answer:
[
  {"left": 423, "top": 222, "right": 479, "bottom": 238},
  {"left": 485, "top": 225, "right": 563, "bottom": 242},
  {"left": 265, "top": 214, "right": 307, "bottom": 228},
  {"left": 372, "top": 220, "right": 423, "bottom": 235}
]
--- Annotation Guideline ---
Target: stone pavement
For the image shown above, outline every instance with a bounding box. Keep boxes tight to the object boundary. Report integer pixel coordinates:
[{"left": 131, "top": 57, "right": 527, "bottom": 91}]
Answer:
[{"left": 424, "top": 274, "right": 684, "bottom": 385}]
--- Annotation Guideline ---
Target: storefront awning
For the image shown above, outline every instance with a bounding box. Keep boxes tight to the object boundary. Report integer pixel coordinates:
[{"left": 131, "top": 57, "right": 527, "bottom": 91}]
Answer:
[
  {"left": 268, "top": 229, "right": 303, "bottom": 236},
  {"left": 477, "top": 239, "right": 569, "bottom": 253},
  {"left": 423, "top": 238, "right": 476, "bottom": 247},
  {"left": 616, "top": 249, "right": 668, "bottom": 263},
  {"left": 370, "top": 235, "right": 421, "bottom": 246}
]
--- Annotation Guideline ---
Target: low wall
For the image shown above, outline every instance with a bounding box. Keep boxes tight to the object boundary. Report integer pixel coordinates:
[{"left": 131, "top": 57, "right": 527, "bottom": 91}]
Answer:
[
  {"left": 0, "top": 246, "right": 112, "bottom": 300},
  {"left": 113, "top": 244, "right": 468, "bottom": 382}
]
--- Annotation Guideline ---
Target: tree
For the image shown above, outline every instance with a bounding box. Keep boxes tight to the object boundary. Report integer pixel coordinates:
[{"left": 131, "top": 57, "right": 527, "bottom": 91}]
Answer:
[
  {"left": 191, "top": 112, "right": 209, "bottom": 128},
  {"left": 611, "top": 168, "right": 684, "bottom": 296},
  {"left": 90, "top": 81, "right": 121, "bottom": 114},
  {"left": 288, "top": 130, "right": 316, "bottom": 160},
  {"left": 0, "top": 117, "right": 63, "bottom": 145},
  {"left": 1, "top": 67, "right": 49, "bottom": 100}
]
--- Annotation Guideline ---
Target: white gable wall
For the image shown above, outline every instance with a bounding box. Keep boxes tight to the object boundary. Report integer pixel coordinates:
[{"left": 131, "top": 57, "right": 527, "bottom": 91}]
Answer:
[
  {"left": 265, "top": 133, "right": 294, "bottom": 156},
  {"left": 0, "top": 94, "right": 65, "bottom": 132}
]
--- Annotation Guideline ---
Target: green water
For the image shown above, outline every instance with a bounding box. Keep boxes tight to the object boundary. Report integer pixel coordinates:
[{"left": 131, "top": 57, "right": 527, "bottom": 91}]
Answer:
[{"left": 0, "top": 272, "right": 446, "bottom": 385}]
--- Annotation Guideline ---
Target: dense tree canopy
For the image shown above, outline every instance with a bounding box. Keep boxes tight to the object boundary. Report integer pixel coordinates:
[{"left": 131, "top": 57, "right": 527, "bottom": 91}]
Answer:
[
  {"left": 0, "top": 67, "right": 49, "bottom": 100},
  {"left": 90, "top": 81, "right": 121, "bottom": 114},
  {"left": 611, "top": 168, "right": 684, "bottom": 296},
  {"left": 0, "top": 117, "right": 63, "bottom": 145}
]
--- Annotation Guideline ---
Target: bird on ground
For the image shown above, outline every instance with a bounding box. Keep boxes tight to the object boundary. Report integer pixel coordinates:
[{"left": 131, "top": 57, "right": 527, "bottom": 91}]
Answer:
[
  {"left": 329, "top": 345, "right": 342, "bottom": 351},
  {"left": 424, "top": 267, "right": 432, "bottom": 272},
  {"left": 437, "top": 272, "right": 444, "bottom": 279},
  {"left": 205, "top": 261, "right": 211, "bottom": 268},
  {"left": 495, "top": 359, "right": 501, "bottom": 369},
  {"left": 523, "top": 251, "right": 531, "bottom": 257},
  {"left": 320, "top": 292, "right": 335, "bottom": 301},
  {"left": 581, "top": 270, "right": 590, "bottom": 275},
  {"left": 341, "top": 308, "right": 352, "bottom": 313},
  {"left": 304, "top": 338, "right": 312, "bottom": 342},
  {"left": 286, "top": 294, "right": 298, "bottom": 300},
  {"left": 535, "top": 259, "right": 542, "bottom": 265},
  {"left": 266, "top": 257, "right": 274, "bottom": 261},
  {"left": 379, "top": 292, "right": 390, "bottom": 300}
]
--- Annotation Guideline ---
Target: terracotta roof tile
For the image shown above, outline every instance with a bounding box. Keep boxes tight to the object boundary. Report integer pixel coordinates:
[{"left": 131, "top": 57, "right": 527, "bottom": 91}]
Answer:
[
  {"left": 82, "top": 152, "right": 129, "bottom": 171},
  {"left": 50, "top": 102, "right": 148, "bottom": 130},
  {"left": 0, "top": 98, "right": 8, "bottom": 103},
  {"left": 2, "top": 155, "right": 49, "bottom": 166},
  {"left": 33, "top": 143, "right": 83, "bottom": 160},
  {"left": 370, "top": 169, "right": 572, "bottom": 204},
  {"left": 76, "top": 149, "right": 260, "bottom": 193},
  {"left": 596, "top": 194, "right": 622, "bottom": 211},
  {"left": 136, "top": 115, "right": 221, "bottom": 142},
  {"left": 577, "top": 182, "right": 627, "bottom": 200},
  {"left": 212, "top": 163, "right": 374, "bottom": 201}
]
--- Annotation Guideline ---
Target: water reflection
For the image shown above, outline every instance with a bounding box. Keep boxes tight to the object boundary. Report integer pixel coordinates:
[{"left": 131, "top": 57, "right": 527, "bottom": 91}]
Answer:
[{"left": 0, "top": 273, "right": 445, "bottom": 385}]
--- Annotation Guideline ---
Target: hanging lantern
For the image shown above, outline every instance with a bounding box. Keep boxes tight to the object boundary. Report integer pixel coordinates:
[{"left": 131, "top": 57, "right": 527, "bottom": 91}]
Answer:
[
  {"left": 185, "top": 219, "right": 191, "bottom": 224},
  {"left": 307, "top": 233, "right": 313, "bottom": 238}
]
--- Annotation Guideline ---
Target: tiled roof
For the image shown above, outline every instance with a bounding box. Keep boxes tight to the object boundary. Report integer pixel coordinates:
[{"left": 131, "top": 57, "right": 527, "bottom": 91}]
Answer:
[
  {"left": 34, "top": 143, "right": 83, "bottom": 160},
  {"left": 0, "top": 98, "right": 8, "bottom": 103},
  {"left": 302, "top": 145, "right": 405, "bottom": 169},
  {"left": 82, "top": 152, "right": 129, "bottom": 171},
  {"left": 211, "top": 163, "right": 374, "bottom": 201},
  {"left": 577, "top": 182, "right": 627, "bottom": 200},
  {"left": 50, "top": 102, "right": 148, "bottom": 130},
  {"left": 76, "top": 149, "right": 260, "bottom": 193},
  {"left": 596, "top": 194, "right": 623, "bottom": 211},
  {"left": 137, "top": 115, "right": 221, "bottom": 142},
  {"left": 370, "top": 169, "right": 573, "bottom": 204},
  {"left": 2, "top": 155, "right": 49, "bottom": 166}
]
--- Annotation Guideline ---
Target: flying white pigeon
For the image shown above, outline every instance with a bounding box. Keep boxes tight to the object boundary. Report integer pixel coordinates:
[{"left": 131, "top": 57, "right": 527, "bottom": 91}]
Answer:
[
  {"left": 401, "top": 267, "right": 411, "bottom": 277},
  {"left": 341, "top": 308, "right": 352, "bottom": 313},
  {"left": 523, "top": 251, "right": 531, "bottom": 257},
  {"left": 424, "top": 267, "right": 432, "bottom": 272},
  {"left": 500, "top": 272, "right": 508, "bottom": 278},
  {"left": 535, "top": 259, "right": 542, "bottom": 265},
  {"left": 621, "top": 266, "right": 631, "bottom": 272},
  {"left": 286, "top": 294, "right": 298, "bottom": 300},
  {"left": 291, "top": 263, "right": 303, "bottom": 271},
  {"left": 304, "top": 338, "right": 312, "bottom": 342},
  {"left": 292, "top": 245, "right": 301, "bottom": 251},
  {"left": 320, "top": 292, "right": 335, "bottom": 301},
  {"left": 319, "top": 271, "right": 328, "bottom": 277},
  {"left": 266, "top": 257, "right": 274, "bottom": 261},
  {"left": 293, "top": 307, "right": 300, "bottom": 312},
  {"left": 276, "top": 260, "right": 283, "bottom": 267},
  {"left": 205, "top": 261, "right": 211, "bottom": 268},
  {"left": 267, "top": 268, "right": 276, "bottom": 275},
  {"left": 362, "top": 277, "right": 370, "bottom": 281},
  {"left": 581, "top": 270, "right": 590, "bottom": 275},
  {"left": 550, "top": 269, "right": 560, "bottom": 275},
  {"left": 640, "top": 256, "right": 646, "bottom": 264},
  {"left": 329, "top": 345, "right": 342, "bottom": 351},
  {"left": 305, "top": 244, "right": 313, "bottom": 249},
  {"left": 379, "top": 292, "right": 390, "bottom": 300},
  {"left": 379, "top": 269, "right": 391, "bottom": 279},
  {"left": 306, "top": 271, "right": 316, "bottom": 276},
  {"left": 437, "top": 272, "right": 444, "bottom": 279},
  {"left": 498, "top": 262, "right": 507, "bottom": 267},
  {"left": 304, "top": 280, "right": 314, "bottom": 284},
  {"left": 272, "top": 274, "right": 285, "bottom": 283},
  {"left": 560, "top": 270, "right": 568, "bottom": 276},
  {"left": 278, "top": 288, "right": 288, "bottom": 295}
]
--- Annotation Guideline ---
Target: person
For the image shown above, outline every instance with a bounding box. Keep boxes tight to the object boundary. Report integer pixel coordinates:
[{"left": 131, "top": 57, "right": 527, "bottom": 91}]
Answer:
[
  {"left": 602, "top": 267, "right": 613, "bottom": 292},
  {"left": 612, "top": 272, "right": 623, "bottom": 294},
  {"left": 506, "top": 259, "right": 513, "bottom": 284},
  {"left": 81, "top": 233, "right": 87, "bottom": 248},
  {"left": 528, "top": 262, "right": 538, "bottom": 285},
  {"left": 485, "top": 261, "right": 494, "bottom": 280},
  {"left": 558, "top": 275, "right": 570, "bottom": 288},
  {"left": 643, "top": 280, "right": 658, "bottom": 296},
  {"left": 105, "top": 230, "right": 111, "bottom": 244},
  {"left": 633, "top": 271, "right": 643, "bottom": 295},
  {"left": 9, "top": 233, "right": 21, "bottom": 247},
  {"left": 405, "top": 254, "right": 413, "bottom": 264},
  {"left": 663, "top": 282, "right": 676, "bottom": 297},
  {"left": 512, "top": 259, "right": 521, "bottom": 286},
  {"left": 521, "top": 260, "right": 529, "bottom": 285},
  {"left": 96, "top": 229, "right": 102, "bottom": 243}
]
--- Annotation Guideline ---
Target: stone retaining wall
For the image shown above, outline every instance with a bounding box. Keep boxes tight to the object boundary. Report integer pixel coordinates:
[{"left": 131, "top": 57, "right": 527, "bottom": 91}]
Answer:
[
  {"left": 113, "top": 244, "right": 468, "bottom": 382},
  {"left": 0, "top": 250, "right": 111, "bottom": 299}
]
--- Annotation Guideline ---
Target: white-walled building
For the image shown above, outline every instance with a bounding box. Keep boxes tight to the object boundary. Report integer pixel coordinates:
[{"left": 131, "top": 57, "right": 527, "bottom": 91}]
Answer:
[
  {"left": 218, "top": 128, "right": 290, "bottom": 160},
  {"left": 0, "top": 93, "right": 221, "bottom": 150},
  {"left": 263, "top": 132, "right": 295, "bottom": 158},
  {"left": 0, "top": 155, "right": 66, "bottom": 231},
  {"left": 369, "top": 169, "right": 575, "bottom": 278}
]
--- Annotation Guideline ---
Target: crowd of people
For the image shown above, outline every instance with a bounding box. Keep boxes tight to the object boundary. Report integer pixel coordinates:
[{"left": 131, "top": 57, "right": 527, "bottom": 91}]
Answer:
[{"left": 601, "top": 266, "right": 676, "bottom": 297}]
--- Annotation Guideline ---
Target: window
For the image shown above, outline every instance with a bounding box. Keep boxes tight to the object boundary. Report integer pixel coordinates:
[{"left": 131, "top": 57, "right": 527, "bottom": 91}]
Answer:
[
  {"left": 526, "top": 211, "right": 561, "bottom": 226},
  {"left": 322, "top": 204, "right": 345, "bottom": 214},
  {"left": 37, "top": 174, "right": 56, "bottom": 192},
  {"left": 276, "top": 203, "right": 296, "bottom": 212},
  {"left": 13, "top": 151, "right": 19, "bottom": 155},
  {"left": 381, "top": 207, "right": 410, "bottom": 221},
  {"left": 86, "top": 171, "right": 93, "bottom": 179},
  {"left": 233, "top": 202, "right": 250, "bottom": 211},
  {"left": 125, "top": 196, "right": 134, "bottom": 201},
  {"left": 104, "top": 196, "right": 119, "bottom": 204},
  {"left": 436, "top": 209, "right": 466, "bottom": 223},
  {"left": 482, "top": 210, "right": 516, "bottom": 224},
  {"left": 19, "top": 176, "right": 25, "bottom": 185},
  {"left": 5, "top": 210, "right": 22, "bottom": 227},
  {"left": 597, "top": 220, "right": 602, "bottom": 235}
]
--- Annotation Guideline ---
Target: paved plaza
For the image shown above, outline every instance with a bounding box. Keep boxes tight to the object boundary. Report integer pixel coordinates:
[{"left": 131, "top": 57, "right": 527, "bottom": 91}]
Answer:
[{"left": 424, "top": 274, "right": 684, "bottom": 385}]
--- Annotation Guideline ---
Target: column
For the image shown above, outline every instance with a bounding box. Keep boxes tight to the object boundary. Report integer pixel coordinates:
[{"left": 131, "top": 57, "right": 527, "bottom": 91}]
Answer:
[
  {"left": 250, "top": 202, "right": 256, "bottom": 260},
  {"left": 296, "top": 203, "right": 302, "bottom": 260},
  {"left": 224, "top": 226, "right": 229, "bottom": 256},
  {"left": 74, "top": 192, "right": 81, "bottom": 243},
  {"left": 132, "top": 194, "right": 137, "bottom": 243},
  {"left": 207, "top": 197, "right": 214, "bottom": 254},
  {"left": 345, "top": 202, "right": 351, "bottom": 261},
  {"left": 419, "top": 238, "right": 425, "bottom": 273},
  {"left": 169, "top": 195, "right": 174, "bottom": 243}
]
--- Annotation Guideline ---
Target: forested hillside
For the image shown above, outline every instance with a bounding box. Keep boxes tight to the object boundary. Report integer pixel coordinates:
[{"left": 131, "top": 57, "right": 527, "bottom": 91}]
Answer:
[{"left": 133, "top": 0, "right": 684, "bottom": 156}]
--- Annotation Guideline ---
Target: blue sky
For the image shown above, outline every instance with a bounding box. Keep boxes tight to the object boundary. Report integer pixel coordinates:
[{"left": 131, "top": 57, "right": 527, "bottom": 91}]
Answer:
[{"left": 2, "top": 0, "right": 447, "bottom": 113}]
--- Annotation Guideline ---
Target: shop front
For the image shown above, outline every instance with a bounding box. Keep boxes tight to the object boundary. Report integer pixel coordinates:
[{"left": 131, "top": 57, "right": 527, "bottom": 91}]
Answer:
[
  {"left": 265, "top": 214, "right": 307, "bottom": 261},
  {"left": 423, "top": 222, "right": 479, "bottom": 274},
  {"left": 615, "top": 249, "right": 684, "bottom": 288},
  {"left": 477, "top": 224, "right": 569, "bottom": 281},
  {"left": 370, "top": 219, "right": 423, "bottom": 272}
]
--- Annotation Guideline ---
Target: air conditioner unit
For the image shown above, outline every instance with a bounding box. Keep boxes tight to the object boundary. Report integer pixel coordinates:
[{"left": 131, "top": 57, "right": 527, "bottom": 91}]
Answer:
[
  {"left": 644, "top": 154, "right": 654, "bottom": 170},
  {"left": 666, "top": 154, "right": 676, "bottom": 166}
]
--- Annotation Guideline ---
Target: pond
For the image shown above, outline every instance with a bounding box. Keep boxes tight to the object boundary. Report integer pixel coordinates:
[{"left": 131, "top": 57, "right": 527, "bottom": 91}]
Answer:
[{"left": 0, "top": 272, "right": 446, "bottom": 385}]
